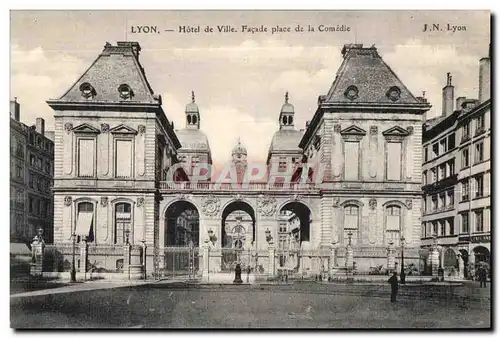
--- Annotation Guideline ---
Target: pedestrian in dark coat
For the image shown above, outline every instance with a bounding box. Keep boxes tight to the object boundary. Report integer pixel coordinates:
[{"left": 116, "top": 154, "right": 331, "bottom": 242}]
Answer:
[
  {"left": 479, "top": 267, "right": 488, "bottom": 288},
  {"left": 388, "top": 272, "right": 399, "bottom": 302}
]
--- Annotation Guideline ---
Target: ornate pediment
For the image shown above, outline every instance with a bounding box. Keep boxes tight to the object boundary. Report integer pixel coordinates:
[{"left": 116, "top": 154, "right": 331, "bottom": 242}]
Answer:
[
  {"left": 72, "top": 123, "right": 101, "bottom": 134},
  {"left": 340, "top": 125, "right": 366, "bottom": 141},
  {"left": 109, "top": 124, "right": 138, "bottom": 135},
  {"left": 382, "top": 126, "right": 409, "bottom": 141}
]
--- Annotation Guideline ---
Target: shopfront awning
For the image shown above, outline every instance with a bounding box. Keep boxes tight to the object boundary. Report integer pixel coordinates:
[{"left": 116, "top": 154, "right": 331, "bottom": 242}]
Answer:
[{"left": 75, "top": 212, "right": 93, "bottom": 235}]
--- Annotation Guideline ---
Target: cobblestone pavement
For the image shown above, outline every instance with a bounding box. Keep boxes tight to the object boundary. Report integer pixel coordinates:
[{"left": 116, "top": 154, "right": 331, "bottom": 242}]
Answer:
[{"left": 10, "top": 281, "right": 491, "bottom": 329}]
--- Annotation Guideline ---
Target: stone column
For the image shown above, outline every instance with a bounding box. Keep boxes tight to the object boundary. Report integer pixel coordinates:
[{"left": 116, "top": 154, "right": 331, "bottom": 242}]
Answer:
[
  {"left": 329, "top": 243, "right": 337, "bottom": 278},
  {"left": 123, "top": 243, "right": 131, "bottom": 279},
  {"left": 79, "top": 239, "right": 88, "bottom": 273},
  {"left": 268, "top": 243, "right": 276, "bottom": 277},
  {"left": 346, "top": 244, "right": 354, "bottom": 270},
  {"left": 386, "top": 242, "right": 396, "bottom": 272},
  {"left": 202, "top": 239, "right": 210, "bottom": 282},
  {"left": 431, "top": 246, "right": 440, "bottom": 277}
]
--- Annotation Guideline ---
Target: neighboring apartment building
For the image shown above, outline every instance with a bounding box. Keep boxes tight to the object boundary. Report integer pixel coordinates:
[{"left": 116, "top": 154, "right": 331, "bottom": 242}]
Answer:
[
  {"left": 422, "top": 50, "right": 491, "bottom": 277},
  {"left": 10, "top": 99, "right": 55, "bottom": 244}
]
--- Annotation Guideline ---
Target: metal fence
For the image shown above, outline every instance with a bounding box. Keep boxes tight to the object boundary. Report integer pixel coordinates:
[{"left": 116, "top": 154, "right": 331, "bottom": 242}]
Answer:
[{"left": 160, "top": 246, "right": 199, "bottom": 279}]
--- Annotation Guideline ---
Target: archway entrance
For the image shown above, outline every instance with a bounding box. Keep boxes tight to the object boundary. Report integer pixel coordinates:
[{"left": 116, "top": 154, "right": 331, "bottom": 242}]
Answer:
[
  {"left": 473, "top": 246, "right": 490, "bottom": 278},
  {"left": 443, "top": 248, "right": 458, "bottom": 277},
  {"left": 220, "top": 201, "right": 256, "bottom": 272},
  {"left": 277, "top": 201, "right": 312, "bottom": 271},
  {"left": 459, "top": 249, "right": 469, "bottom": 278},
  {"left": 163, "top": 201, "right": 200, "bottom": 278}
]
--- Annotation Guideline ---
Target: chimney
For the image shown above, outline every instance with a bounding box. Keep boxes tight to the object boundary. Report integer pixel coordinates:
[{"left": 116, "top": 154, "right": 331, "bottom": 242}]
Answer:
[
  {"left": 35, "top": 117, "right": 45, "bottom": 136},
  {"left": 478, "top": 45, "right": 490, "bottom": 103},
  {"left": 305, "top": 120, "right": 310, "bottom": 128},
  {"left": 456, "top": 97, "right": 467, "bottom": 111},
  {"left": 117, "top": 41, "right": 141, "bottom": 59},
  {"left": 417, "top": 92, "right": 428, "bottom": 121},
  {"left": 10, "top": 98, "right": 20, "bottom": 121},
  {"left": 442, "top": 73, "right": 454, "bottom": 117}
]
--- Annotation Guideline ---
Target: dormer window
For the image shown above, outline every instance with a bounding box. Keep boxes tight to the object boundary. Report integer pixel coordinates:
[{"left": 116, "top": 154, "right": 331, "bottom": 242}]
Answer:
[
  {"left": 386, "top": 86, "right": 401, "bottom": 102},
  {"left": 79, "top": 82, "right": 96, "bottom": 99},
  {"left": 344, "top": 85, "right": 359, "bottom": 101},
  {"left": 118, "top": 84, "right": 133, "bottom": 100}
]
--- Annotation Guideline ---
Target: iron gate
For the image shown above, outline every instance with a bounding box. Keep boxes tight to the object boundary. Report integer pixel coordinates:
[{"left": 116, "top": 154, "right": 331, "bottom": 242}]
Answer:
[{"left": 155, "top": 245, "right": 199, "bottom": 279}]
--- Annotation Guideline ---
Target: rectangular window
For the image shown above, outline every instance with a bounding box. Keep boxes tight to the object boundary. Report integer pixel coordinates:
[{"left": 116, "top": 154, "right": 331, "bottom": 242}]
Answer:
[
  {"left": 439, "top": 138, "right": 447, "bottom": 154},
  {"left": 431, "top": 168, "right": 437, "bottom": 183},
  {"left": 278, "top": 157, "right": 287, "bottom": 173},
  {"left": 432, "top": 195, "right": 438, "bottom": 211},
  {"left": 448, "top": 159, "right": 455, "bottom": 176},
  {"left": 476, "top": 114, "right": 485, "bottom": 132},
  {"left": 461, "top": 213, "right": 469, "bottom": 234},
  {"left": 461, "top": 179, "right": 470, "bottom": 201},
  {"left": 432, "top": 143, "right": 439, "bottom": 157},
  {"left": 447, "top": 133, "right": 456, "bottom": 150},
  {"left": 462, "top": 122, "right": 470, "bottom": 140},
  {"left": 449, "top": 218, "right": 455, "bottom": 235},
  {"left": 422, "top": 170, "right": 427, "bottom": 185},
  {"left": 440, "top": 220, "right": 446, "bottom": 236},
  {"left": 78, "top": 139, "right": 95, "bottom": 177},
  {"left": 439, "top": 163, "right": 446, "bottom": 180},
  {"left": 422, "top": 222, "right": 426, "bottom": 238},
  {"left": 474, "top": 142, "right": 484, "bottom": 163},
  {"left": 386, "top": 142, "right": 402, "bottom": 180},
  {"left": 28, "top": 196, "right": 33, "bottom": 213},
  {"left": 447, "top": 189, "right": 454, "bottom": 208},
  {"left": 475, "top": 175, "right": 484, "bottom": 198},
  {"left": 462, "top": 148, "right": 470, "bottom": 168},
  {"left": 424, "top": 147, "right": 429, "bottom": 162},
  {"left": 344, "top": 206, "right": 359, "bottom": 229},
  {"left": 115, "top": 140, "right": 132, "bottom": 177},
  {"left": 16, "top": 166, "right": 22, "bottom": 178},
  {"left": 439, "top": 193, "right": 445, "bottom": 210},
  {"left": 344, "top": 142, "right": 359, "bottom": 180},
  {"left": 422, "top": 197, "right": 427, "bottom": 213},
  {"left": 475, "top": 210, "right": 484, "bottom": 232},
  {"left": 432, "top": 222, "right": 438, "bottom": 236},
  {"left": 44, "top": 161, "right": 50, "bottom": 174}
]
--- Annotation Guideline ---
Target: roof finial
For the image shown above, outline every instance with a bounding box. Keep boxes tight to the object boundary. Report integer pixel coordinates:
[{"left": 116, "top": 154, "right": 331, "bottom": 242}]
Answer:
[
  {"left": 237, "top": 136, "right": 241, "bottom": 145},
  {"left": 285, "top": 91, "right": 289, "bottom": 104},
  {"left": 14, "top": 96, "right": 17, "bottom": 102},
  {"left": 191, "top": 91, "right": 195, "bottom": 103},
  {"left": 422, "top": 91, "right": 426, "bottom": 98},
  {"left": 446, "top": 72, "right": 452, "bottom": 86}
]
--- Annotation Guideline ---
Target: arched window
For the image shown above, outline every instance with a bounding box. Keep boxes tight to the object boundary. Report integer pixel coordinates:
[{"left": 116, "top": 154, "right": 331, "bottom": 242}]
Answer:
[
  {"left": 385, "top": 205, "right": 401, "bottom": 245},
  {"left": 288, "top": 116, "right": 293, "bottom": 125},
  {"left": 282, "top": 115, "right": 288, "bottom": 125},
  {"left": 343, "top": 205, "right": 359, "bottom": 245},
  {"left": 192, "top": 115, "right": 198, "bottom": 124},
  {"left": 187, "top": 115, "right": 192, "bottom": 124},
  {"left": 115, "top": 202, "right": 132, "bottom": 244},
  {"left": 75, "top": 202, "right": 94, "bottom": 243}
]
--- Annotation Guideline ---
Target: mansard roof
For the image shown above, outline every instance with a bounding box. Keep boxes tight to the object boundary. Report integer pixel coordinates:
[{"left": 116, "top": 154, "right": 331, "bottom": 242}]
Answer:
[
  {"left": 324, "top": 44, "right": 420, "bottom": 105},
  {"left": 54, "top": 41, "right": 158, "bottom": 104}
]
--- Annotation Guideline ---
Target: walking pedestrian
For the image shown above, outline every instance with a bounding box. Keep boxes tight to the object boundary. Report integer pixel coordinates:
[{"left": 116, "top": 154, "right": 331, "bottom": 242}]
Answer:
[
  {"left": 388, "top": 272, "right": 399, "bottom": 302},
  {"left": 479, "top": 267, "right": 487, "bottom": 288}
]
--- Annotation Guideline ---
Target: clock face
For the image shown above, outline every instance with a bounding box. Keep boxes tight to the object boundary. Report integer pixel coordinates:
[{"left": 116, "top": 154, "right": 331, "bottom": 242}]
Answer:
[
  {"left": 387, "top": 86, "right": 401, "bottom": 101},
  {"left": 344, "top": 85, "right": 359, "bottom": 101}
]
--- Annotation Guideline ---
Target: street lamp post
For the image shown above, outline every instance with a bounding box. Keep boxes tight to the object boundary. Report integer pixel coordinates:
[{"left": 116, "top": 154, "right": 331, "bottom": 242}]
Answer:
[
  {"left": 70, "top": 232, "right": 77, "bottom": 283},
  {"left": 400, "top": 236, "right": 406, "bottom": 284}
]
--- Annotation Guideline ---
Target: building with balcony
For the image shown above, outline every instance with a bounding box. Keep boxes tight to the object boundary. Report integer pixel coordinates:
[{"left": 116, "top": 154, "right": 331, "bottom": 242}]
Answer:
[
  {"left": 10, "top": 99, "right": 55, "bottom": 244},
  {"left": 422, "top": 49, "right": 491, "bottom": 278},
  {"left": 47, "top": 42, "right": 432, "bottom": 277}
]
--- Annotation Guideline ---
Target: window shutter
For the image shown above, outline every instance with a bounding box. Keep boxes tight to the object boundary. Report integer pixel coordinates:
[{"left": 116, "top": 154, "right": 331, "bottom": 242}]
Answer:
[
  {"left": 344, "top": 142, "right": 359, "bottom": 180},
  {"left": 78, "top": 139, "right": 95, "bottom": 177},
  {"left": 387, "top": 142, "right": 402, "bottom": 180},
  {"left": 116, "top": 140, "right": 132, "bottom": 177}
]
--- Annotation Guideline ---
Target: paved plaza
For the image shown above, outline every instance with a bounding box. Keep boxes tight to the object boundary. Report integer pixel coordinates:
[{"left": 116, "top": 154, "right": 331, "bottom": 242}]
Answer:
[{"left": 10, "top": 281, "right": 490, "bottom": 329}]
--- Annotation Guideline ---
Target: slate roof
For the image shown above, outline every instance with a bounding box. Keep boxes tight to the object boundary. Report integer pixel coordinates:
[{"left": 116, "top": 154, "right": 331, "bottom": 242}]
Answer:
[
  {"left": 57, "top": 42, "right": 157, "bottom": 104},
  {"left": 269, "top": 129, "right": 303, "bottom": 153},
  {"left": 324, "top": 44, "right": 419, "bottom": 104},
  {"left": 176, "top": 128, "right": 211, "bottom": 154}
]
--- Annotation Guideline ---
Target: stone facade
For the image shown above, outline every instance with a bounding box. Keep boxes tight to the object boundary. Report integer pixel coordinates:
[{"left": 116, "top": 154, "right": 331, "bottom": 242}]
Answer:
[
  {"left": 10, "top": 99, "right": 54, "bottom": 244},
  {"left": 48, "top": 42, "right": 431, "bottom": 277}
]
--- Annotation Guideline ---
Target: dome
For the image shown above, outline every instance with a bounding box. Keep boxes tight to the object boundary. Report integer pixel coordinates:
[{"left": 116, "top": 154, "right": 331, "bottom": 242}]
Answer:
[
  {"left": 281, "top": 102, "right": 295, "bottom": 113},
  {"left": 176, "top": 128, "right": 210, "bottom": 152},
  {"left": 269, "top": 129, "right": 302, "bottom": 152},
  {"left": 185, "top": 102, "right": 199, "bottom": 113},
  {"left": 232, "top": 139, "right": 247, "bottom": 156}
]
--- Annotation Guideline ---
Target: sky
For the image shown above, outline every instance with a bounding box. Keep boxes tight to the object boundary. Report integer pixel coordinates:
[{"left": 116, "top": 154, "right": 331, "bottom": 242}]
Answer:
[{"left": 10, "top": 10, "right": 490, "bottom": 166}]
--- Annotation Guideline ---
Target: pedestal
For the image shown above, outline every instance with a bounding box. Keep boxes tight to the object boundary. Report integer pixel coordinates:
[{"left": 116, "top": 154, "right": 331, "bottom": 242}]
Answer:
[
  {"left": 123, "top": 244, "right": 131, "bottom": 278},
  {"left": 346, "top": 245, "right": 354, "bottom": 270},
  {"left": 30, "top": 242, "right": 44, "bottom": 277},
  {"left": 268, "top": 245, "right": 276, "bottom": 277},
  {"left": 431, "top": 248, "right": 440, "bottom": 277},
  {"left": 387, "top": 244, "right": 395, "bottom": 272},
  {"left": 79, "top": 240, "right": 88, "bottom": 273}
]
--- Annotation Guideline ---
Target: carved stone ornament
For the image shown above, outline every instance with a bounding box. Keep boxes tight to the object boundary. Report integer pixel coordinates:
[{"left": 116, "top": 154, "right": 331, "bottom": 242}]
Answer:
[
  {"left": 292, "top": 194, "right": 301, "bottom": 201},
  {"left": 177, "top": 193, "right": 188, "bottom": 201},
  {"left": 406, "top": 126, "right": 414, "bottom": 135},
  {"left": 64, "top": 122, "right": 73, "bottom": 133},
  {"left": 332, "top": 197, "right": 341, "bottom": 208},
  {"left": 334, "top": 124, "right": 342, "bottom": 133},
  {"left": 138, "top": 125, "right": 146, "bottom": 135},
  {"left": 370, "top": 126, "right": 378, "bottom": 135},
  {"left": 369, "top": 198, "right": 377, "bottom": 210},
  {"left": 202, "top": 195, "right": 221, "bottom": 217},
  {"left": 64, "top": 196, "right": 72, "bottom": 206},
  {"left": 101, "top": 123, "right": 110, "bottom": 133},
  {"left": 100, "top": 197, "right": 108, "bottom": 207},
  {"left": 234, "top": 194, "right": 243, "bottom": 201},
  {"left": 137, "top": 197, "right": 145, "bottom": 207},
  {"left": 257, "top": 196, "right": 277, "bottom": 217},
  {"left": 406, "top": 199, "right": 413, "bottom": 210}
]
